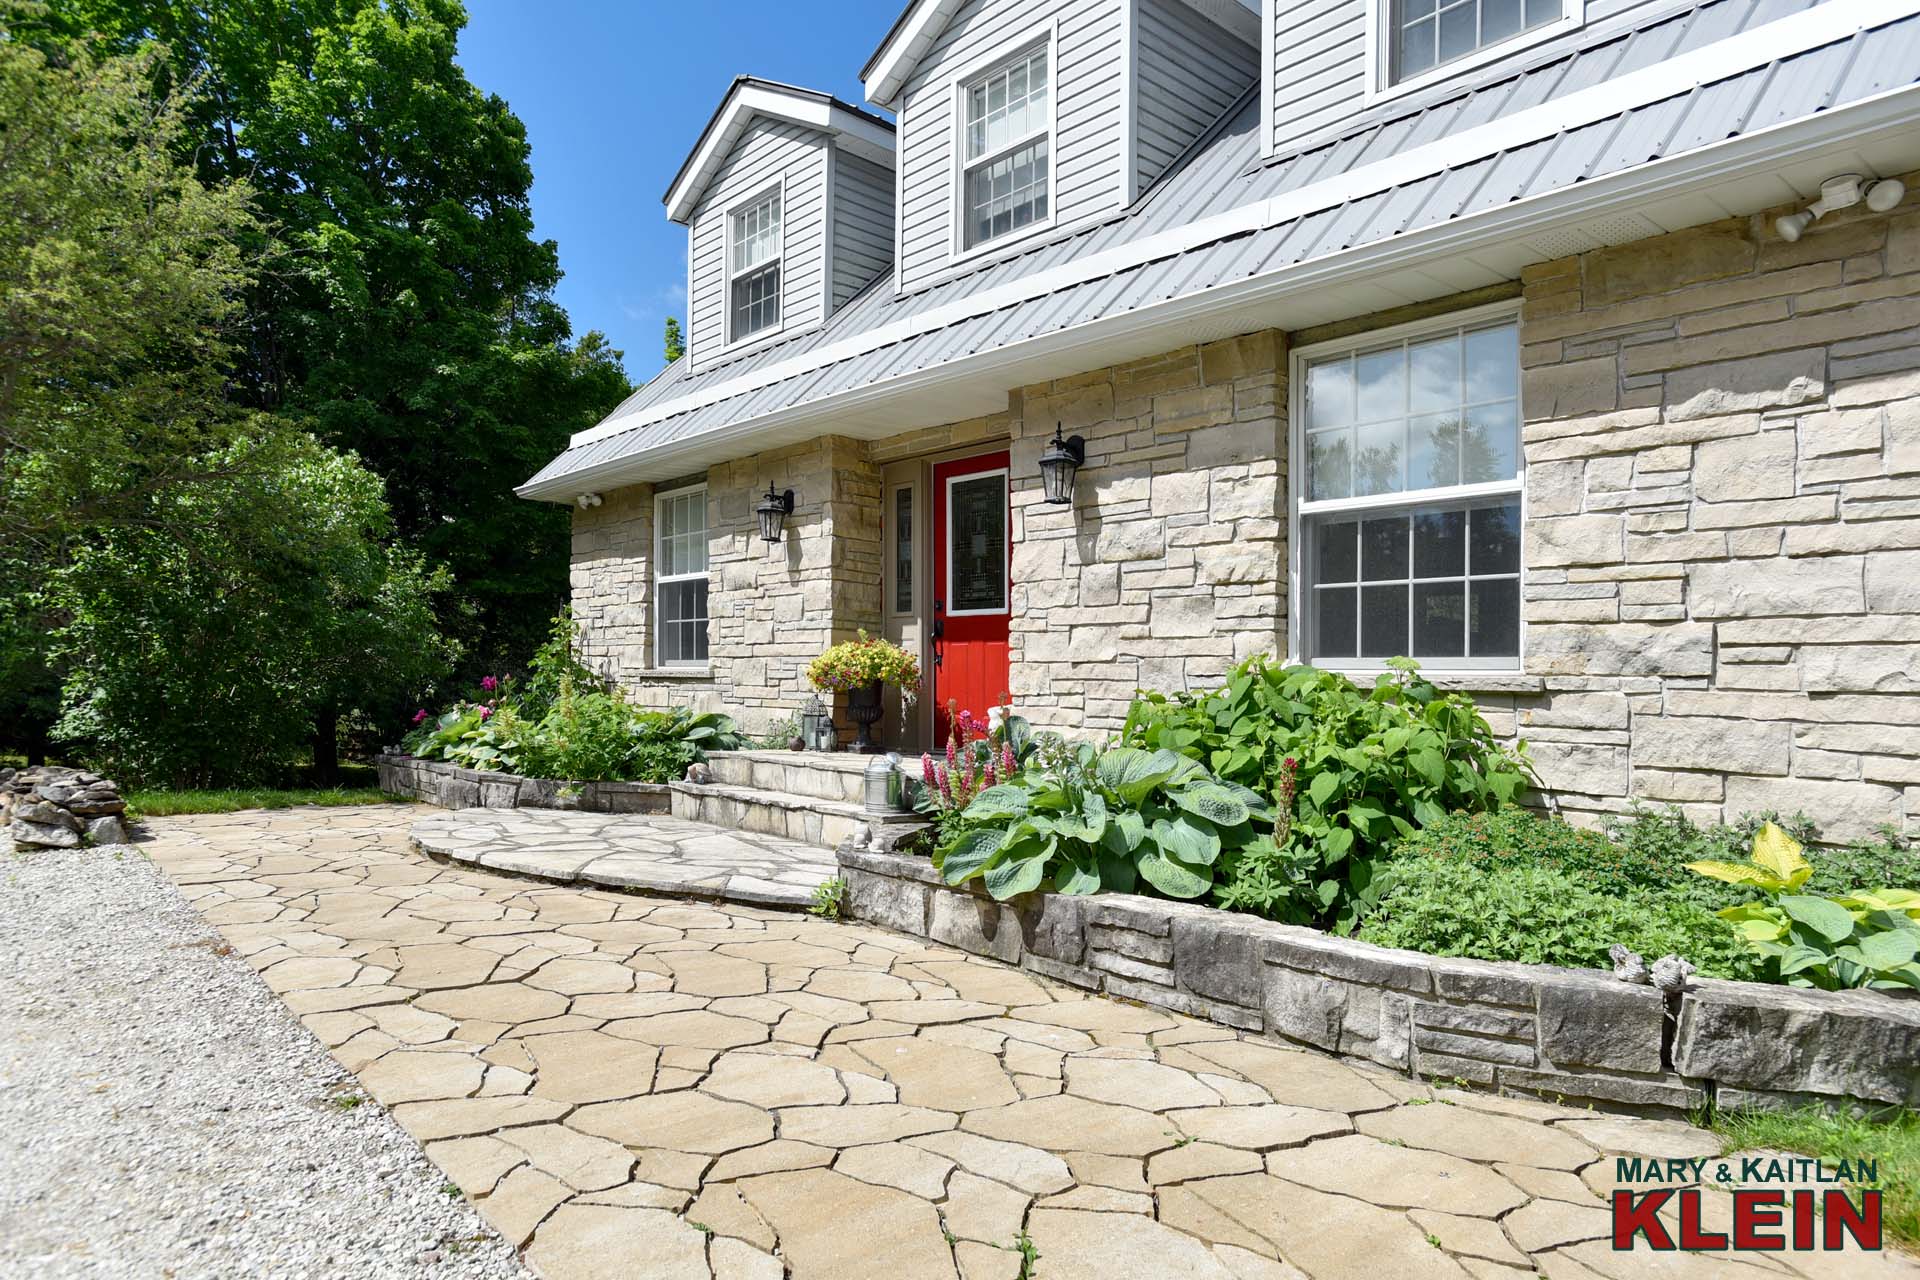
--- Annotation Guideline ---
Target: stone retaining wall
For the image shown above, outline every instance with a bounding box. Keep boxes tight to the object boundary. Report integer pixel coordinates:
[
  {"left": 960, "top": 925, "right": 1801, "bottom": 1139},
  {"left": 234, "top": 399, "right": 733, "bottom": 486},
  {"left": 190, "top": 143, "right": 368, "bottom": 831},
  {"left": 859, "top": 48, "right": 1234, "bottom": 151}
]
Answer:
[
  {"left": 374, "top": 753, "right": 669, "bottom": 815},
  {"left": 838, "top": 844, "right": 1920, "bottom": 1115}
]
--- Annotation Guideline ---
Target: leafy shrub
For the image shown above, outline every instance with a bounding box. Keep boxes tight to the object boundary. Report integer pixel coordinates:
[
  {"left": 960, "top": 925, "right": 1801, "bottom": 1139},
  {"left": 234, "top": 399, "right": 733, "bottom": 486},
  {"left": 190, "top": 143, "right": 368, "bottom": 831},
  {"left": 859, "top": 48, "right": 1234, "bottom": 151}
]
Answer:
[
  {"left": 1693, "top": 823, "right": 1920, "bottom": 991},
  {"left": 1126, "top": 656, "right": 1532, "bottom": 929},
  {"left": 1604, "top": 803, "right": 1916, "bottom": 905},
  {"left": 1397, "top": 808, "right": 1693, "bottom": 898},
  {"left": 1357, "top": 858, "right": 1761, "bottom": 980},
  {"left": 513, "top": 609, "right": 604, "bottom": 722},
  {"left": 400, "top": 623, "right": 743, "bottom": 784},
  {"left": 934, "top": 744, "right": 1270, "bottom": 902}
]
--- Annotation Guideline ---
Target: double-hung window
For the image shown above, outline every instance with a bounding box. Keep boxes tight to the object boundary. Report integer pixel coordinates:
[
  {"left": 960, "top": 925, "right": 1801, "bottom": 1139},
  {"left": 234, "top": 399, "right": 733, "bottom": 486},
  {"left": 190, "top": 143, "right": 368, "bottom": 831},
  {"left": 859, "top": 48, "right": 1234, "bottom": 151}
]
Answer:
[
  {"left": 960, "top": 44, "right": 1050, "bottom": 250},
  {"left": 1388, "top": 0, "right": 1567, "bottom": 84},
  {"left": 1296, "top": 314, "right": 1523, "bottom": 669},
  {"left": 655, "top": 486, "right": 709, "bottom": 666},
  {"left": 729, "top": 189, "right": 782, "bottom": 341}
]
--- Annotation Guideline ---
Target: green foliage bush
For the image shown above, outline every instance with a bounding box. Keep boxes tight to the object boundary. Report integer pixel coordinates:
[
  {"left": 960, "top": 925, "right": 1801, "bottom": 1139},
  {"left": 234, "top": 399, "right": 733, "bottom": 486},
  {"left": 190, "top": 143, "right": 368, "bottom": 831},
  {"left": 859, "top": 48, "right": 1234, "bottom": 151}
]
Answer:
[
  {"left": 1397, "top": 808, "right": 1694, "bottom": 898},
  {"left": 1690, "top": 824, "right": 1920, "bottom": 991},
  {"left": 1357, "top": 858, "right": 1761, "bottom": 980},
  {"left": 400, "top": 614, "right": 743, "bottom": 784},
  {"left": 1125, "top": 656, "right": 1532, "bottom": 929},
  {"left": 933, "top": 743, "right": 1270, "bottom": 902},
  {"left": 54, "top": 433, "right": 454, "bottom": 787}
]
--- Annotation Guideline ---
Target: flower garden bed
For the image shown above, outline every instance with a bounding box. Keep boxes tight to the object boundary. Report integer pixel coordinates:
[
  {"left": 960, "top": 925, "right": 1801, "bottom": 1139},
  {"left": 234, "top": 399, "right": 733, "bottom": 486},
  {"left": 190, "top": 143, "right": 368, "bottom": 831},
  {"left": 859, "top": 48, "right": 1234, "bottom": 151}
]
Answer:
[
  {"left": 374, "top": 752, "right": 669, "bottom": 815},
  {"left": 838, "top": 839, "right": 1920, "bottom": 1116}
]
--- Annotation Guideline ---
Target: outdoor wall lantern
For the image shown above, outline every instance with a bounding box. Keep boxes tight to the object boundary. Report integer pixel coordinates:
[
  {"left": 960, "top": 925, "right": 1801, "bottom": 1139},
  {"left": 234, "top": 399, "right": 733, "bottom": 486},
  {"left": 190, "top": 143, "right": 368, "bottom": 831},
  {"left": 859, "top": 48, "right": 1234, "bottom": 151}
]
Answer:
[
  {"left": 755, "top": 482, "right": 795, "bottom": 543},
  {"left": 1037, "top": 422, "right": 1086, "bottom": 506}
]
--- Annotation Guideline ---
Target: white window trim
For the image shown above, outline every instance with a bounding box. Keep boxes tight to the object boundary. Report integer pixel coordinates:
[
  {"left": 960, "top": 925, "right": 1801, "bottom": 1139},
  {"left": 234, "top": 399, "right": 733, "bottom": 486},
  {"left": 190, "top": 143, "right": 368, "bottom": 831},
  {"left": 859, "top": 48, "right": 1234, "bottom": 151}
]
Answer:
[
  {"left": 942, "top": 466, "right": 1010, "bottom": 618},
  {"left": 1364, "top": 0, "right": 1584, "bottom": 105},
  {"left": 946, "top": 23, "right": 1059, "bottom": 268},
  {"left": 721, "top": 179, "right": 787, "bottom": 352},
  {"left": 1286, "top": 300, "right": 1527, "bottom": 675},
  {"left": 654, "top": 483, "right": 710, "bottom": 669}
]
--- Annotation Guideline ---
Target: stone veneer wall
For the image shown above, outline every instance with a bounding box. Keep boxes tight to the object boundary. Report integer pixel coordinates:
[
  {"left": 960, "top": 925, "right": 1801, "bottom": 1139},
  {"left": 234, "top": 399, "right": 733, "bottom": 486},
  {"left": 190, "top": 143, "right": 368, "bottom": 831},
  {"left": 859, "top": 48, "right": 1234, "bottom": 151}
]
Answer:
[
  {"left": 569, "top": 181, "right": 1920, "bottom": 825},
  {"left": 1492, "top": 180, "right": 1920, "bottom": 837},
  {"left": 569, "top": 435, "right": 884, "bottom": 734},
  {"left": 1007, "top": 334, "right": 1287, "bottom": 732},
  {"left": 840, "top": 845, "right": 1920, "bottom": 1115}
]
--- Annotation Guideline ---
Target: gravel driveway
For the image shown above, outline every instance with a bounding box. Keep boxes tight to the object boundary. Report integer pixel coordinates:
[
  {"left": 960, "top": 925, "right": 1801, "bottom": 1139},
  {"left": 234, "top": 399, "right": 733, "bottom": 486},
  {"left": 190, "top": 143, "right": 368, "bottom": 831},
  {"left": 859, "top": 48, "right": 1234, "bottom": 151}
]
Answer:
[{"left": 0, "top": 834, "right": 527, "bottom": 1280}]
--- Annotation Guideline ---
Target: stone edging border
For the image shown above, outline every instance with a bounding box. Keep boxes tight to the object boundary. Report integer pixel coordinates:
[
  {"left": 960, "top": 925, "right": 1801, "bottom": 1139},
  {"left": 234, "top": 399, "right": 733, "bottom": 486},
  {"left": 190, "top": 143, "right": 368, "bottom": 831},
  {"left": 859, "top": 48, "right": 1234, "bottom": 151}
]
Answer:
[
  {"left": 837, "top": 844, "right": 1920, "bottom": 1116},
  {"left": 374, "top": 753, "right": 670, "bottom": 815}
]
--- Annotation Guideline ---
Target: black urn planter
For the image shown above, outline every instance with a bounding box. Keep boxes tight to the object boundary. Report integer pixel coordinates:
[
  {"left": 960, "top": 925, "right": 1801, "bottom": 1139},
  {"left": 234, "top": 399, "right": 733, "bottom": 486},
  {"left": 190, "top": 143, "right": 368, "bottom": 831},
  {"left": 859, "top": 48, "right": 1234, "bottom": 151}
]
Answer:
[{"left": 846, "top": 681, "right": 886, "bottom": 754}]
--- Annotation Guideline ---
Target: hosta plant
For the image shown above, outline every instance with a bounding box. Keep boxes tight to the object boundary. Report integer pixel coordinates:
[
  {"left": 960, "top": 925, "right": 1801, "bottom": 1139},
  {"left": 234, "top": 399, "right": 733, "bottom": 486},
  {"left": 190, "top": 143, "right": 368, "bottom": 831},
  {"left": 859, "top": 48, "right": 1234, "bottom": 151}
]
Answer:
[
  {"left": 1126, "top": 655, "right": 1533, "bottom": 929},
  {"left": 932, "top": 743, "right": 1270, "bottom": 902},
  {"left": 1695, "top": 823, "right": 1920, "bottom": 990}
]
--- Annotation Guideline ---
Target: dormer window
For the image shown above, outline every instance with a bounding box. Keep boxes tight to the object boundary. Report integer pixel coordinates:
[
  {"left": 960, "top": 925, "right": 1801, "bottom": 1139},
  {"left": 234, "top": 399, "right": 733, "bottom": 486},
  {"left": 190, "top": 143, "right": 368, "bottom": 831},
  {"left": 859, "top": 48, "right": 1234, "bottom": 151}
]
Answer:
[
  {"left": 1389, "top": 0, "right": 1570, "bottom": 85},
  {"left": 729, "top": 188, "right": 783, "bottom": 341},
  {"left": 960, "top": 44, "right": 1051, "bottom": 251}
]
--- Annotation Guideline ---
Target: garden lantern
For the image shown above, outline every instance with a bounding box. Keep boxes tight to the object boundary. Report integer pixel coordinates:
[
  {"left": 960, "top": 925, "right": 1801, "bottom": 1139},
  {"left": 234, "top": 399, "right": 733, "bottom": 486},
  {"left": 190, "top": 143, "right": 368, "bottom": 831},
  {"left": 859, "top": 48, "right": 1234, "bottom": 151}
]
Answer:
[
  {"left": 799, "top": 694, "right": 835, "bottom": 752},
  {"left": 755, "top": 482, "right": 795, "bottom": 543},
  {"left": 1036, "top": 423, "right": 1085, "bottom": 506}
]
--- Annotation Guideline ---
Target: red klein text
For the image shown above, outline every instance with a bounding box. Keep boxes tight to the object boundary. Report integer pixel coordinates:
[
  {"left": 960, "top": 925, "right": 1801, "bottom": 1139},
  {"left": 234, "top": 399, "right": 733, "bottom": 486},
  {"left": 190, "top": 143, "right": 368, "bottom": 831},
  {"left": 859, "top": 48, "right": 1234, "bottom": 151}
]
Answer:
[{"left": 1612, "top": 1188, "right": 1882, "bottom": 1252}]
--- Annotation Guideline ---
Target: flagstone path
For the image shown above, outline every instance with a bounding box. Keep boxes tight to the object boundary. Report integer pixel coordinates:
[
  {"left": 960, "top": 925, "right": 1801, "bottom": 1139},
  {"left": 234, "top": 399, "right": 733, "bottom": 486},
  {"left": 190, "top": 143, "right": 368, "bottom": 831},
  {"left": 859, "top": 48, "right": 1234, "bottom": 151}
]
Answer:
[
  {"left": 411, "top": 808, "right": 837, "bottom": 909},
  {"left": 144, "top": 806, "right": 1913, "bottom": 1280}
]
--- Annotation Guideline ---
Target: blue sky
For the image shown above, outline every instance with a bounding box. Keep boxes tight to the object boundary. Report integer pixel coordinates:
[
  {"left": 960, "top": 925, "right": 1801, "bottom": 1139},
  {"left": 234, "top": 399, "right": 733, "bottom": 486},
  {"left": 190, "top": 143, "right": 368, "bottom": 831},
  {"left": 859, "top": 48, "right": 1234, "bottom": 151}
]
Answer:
[{"left": 458, "top": 1, "right": 904, "bottom": 384}]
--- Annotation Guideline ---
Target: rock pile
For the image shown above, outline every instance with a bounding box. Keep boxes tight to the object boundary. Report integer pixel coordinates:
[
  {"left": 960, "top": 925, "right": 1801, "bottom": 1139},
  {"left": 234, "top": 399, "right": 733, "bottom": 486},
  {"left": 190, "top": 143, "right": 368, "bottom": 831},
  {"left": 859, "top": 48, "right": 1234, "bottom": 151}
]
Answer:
[{"left": 1, "top": 767, "right": 129, "bottom": 848}]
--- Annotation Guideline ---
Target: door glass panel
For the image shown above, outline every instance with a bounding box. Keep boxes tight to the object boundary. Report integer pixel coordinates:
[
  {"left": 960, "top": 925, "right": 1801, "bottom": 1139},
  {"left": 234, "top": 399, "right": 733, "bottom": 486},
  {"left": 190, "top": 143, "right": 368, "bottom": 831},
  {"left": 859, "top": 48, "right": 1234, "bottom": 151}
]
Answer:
[
  {"left": 893, "top": 487, "right": 914, "bottom": 614},
  {"left": 948, "top": 472, "right": 1007, "bottom": 614}
]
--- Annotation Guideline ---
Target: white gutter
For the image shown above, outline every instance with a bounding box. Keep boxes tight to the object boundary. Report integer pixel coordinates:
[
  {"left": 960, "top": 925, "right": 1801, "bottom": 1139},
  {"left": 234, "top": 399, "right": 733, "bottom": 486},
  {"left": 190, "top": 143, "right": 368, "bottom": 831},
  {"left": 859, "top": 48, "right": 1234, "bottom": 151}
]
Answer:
[{"left": 564, "top": 0, "right": 1912, "bottom": 454}]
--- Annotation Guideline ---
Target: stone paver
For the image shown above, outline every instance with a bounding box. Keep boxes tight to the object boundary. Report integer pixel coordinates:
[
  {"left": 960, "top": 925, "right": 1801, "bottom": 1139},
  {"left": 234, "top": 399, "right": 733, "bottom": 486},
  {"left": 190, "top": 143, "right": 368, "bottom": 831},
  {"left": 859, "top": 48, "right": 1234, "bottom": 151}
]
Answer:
[
  {"left": 410, "top": 808, "right": 836, "bottom": 908},
  {"left": 141, "top": 806, "right": 1917, "bottom": 1280}
]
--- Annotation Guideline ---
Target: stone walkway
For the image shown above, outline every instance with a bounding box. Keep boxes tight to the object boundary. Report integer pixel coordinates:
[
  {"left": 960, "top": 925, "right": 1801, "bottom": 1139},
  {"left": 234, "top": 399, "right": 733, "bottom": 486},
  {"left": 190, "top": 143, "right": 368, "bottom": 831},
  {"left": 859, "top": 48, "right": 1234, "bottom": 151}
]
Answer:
[
  {"left": 411, "top": 808, "right": 837, "bottom": 908},
  {"left": 144, "top": 806, "right": 1912, "bottom": 1280}
]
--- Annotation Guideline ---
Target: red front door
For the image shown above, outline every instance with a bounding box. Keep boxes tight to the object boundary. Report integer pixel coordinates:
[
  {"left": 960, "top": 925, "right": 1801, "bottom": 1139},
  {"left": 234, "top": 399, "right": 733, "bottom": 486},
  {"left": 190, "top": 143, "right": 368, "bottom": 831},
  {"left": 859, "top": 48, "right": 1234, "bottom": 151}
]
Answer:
[{"left": 932, "top": 452, "right": 1011, "bottom": 745}]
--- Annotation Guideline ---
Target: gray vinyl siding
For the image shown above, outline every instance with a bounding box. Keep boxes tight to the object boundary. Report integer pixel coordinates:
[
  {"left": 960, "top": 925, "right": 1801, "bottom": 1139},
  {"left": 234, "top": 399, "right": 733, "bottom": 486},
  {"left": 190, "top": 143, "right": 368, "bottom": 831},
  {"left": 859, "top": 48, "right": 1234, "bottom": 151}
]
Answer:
[
  {"left": 895, "top": 0, "right": 1127, "bottom": 291},
  {"left": 1135, "top": 0, "right": 1258, "bottom": 196},
  {"left": 830, "top": 150, "right": 896, "bottom": 311},
  {"left": 687, "top": 118, "right": 828, "bottom": 371}
]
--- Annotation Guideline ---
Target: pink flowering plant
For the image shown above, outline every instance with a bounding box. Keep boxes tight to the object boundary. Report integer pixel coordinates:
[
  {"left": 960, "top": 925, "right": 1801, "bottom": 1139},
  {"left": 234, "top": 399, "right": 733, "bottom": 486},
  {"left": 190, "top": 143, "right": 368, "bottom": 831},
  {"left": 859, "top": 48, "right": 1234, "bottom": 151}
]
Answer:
[{"left": 805, "top": 631, "right": 921, "bottom": 703}]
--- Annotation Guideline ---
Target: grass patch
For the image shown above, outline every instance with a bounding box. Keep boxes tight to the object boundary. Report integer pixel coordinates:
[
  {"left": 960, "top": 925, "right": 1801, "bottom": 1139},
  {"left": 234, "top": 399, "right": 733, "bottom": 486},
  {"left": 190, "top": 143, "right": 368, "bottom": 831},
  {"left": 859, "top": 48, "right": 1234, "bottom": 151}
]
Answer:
[
  {"left": 127, "top": 786, "right": 398, "bottom": 819},
  {"left": 1712, "top": 1105, "right": 1919, "bottom": 1249}
]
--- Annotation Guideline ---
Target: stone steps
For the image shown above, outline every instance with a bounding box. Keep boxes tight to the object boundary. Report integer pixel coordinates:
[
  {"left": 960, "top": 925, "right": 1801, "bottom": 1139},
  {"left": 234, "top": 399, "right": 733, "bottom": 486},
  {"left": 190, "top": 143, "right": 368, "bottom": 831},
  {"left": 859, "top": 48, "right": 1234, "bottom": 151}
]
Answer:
[
  {"left": 702, "top": 750, "right": 875, "bottom": 805},
  {"left": 669, "top": 779, "right": 873, "bottom": 850}
]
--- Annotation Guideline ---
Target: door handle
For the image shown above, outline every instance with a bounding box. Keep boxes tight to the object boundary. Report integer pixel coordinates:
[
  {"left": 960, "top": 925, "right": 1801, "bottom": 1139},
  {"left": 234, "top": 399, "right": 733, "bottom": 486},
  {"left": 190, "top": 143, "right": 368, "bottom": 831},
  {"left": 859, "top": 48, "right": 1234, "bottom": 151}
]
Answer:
[{"left": 931, "top": 599, "right": 945, "bottom": 667}]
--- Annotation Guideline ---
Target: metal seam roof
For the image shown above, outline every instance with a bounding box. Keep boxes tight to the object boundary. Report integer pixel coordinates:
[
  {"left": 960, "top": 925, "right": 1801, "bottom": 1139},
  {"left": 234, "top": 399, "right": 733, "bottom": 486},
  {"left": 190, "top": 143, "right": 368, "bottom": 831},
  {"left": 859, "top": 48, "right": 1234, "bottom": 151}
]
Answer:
[{"left": 525, "top": 1, "right": 1919, "bottom": 496}]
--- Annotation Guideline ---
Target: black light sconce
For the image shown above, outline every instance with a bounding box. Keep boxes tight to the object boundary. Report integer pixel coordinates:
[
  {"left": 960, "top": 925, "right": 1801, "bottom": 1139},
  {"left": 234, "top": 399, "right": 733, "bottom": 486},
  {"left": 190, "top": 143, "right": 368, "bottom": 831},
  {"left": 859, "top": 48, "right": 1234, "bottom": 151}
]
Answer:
[
  {"left": 755, "top": 482, "right": 795, "bottom": 543},
  {"left": 1037, "top": 422, "right": 1086, "bottom": 506}
]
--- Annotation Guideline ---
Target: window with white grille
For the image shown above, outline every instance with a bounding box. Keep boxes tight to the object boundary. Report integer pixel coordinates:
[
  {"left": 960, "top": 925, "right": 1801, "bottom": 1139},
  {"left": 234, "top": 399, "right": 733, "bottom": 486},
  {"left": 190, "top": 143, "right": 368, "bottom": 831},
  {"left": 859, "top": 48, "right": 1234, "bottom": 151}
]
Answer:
[
  {"left": 655, "top": 486, "right": 709, "bottom": 666},
  {"left": 961, "top": 45, "right": 1050, "bottom": 250},
  {"left": 729, "top": 190, "right": 782, "bottom": 341},
  {"left": 1388, "top": 0, "right": 1567, "bottom": 84},
  {"left": 1295, "top": 315, "right": 1524, "bottom": 668}
]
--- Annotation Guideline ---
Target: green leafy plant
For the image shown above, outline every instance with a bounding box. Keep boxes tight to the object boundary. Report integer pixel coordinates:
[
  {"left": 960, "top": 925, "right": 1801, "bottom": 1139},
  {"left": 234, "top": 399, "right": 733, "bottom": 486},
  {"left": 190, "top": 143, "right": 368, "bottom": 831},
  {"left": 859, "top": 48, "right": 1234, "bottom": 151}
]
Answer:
[
  {"left": 933, "top": 743, "right": 1270, "bottom": 902},
  {"left": 1394, "top": 808, "right": 1682, "bottom": 898},
  {"left": 1357, "top": 858, "right": 1761, "bottom": 979},
  {"left": 1693, "top": 822, "right": 1920, "bottom": 990},
  {"left": 1126, "top": 656, "right": 1532, "bottom": 929},
  {"left": 807, "top": 878, "right": 847, "bottom": 919}
]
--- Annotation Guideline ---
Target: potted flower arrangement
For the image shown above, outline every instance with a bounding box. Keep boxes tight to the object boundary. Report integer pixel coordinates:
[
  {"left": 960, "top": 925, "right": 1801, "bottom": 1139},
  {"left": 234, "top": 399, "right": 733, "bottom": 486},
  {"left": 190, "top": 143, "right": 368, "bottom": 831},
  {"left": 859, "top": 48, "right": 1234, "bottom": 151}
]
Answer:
[{"left": 805, "top": 631, "right": 920, "bottom": 753}]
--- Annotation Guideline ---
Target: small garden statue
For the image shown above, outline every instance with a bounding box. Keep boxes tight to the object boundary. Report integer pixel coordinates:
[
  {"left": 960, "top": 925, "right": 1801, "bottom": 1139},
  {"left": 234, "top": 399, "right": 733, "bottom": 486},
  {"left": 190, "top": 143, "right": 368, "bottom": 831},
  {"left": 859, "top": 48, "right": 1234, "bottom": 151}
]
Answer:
[{"left": 806, "top": 632, "right": 920, "bottom": 753}]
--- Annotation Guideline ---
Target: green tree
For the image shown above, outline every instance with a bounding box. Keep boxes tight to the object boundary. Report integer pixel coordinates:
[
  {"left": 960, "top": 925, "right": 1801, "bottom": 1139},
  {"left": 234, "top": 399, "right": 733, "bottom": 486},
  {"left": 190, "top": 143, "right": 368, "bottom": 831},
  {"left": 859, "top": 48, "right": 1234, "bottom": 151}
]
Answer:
[
  {"left": 0, "top": 23, "right": 262, "bottom": 756},
  {"left": 664, "top": 316, "right": 685, "bottom": 364},
  {"left": 55, "top": 430, "right": 456, "bottom": 786},
  {"left": 47, "top": 0, "right": 632, "bottom": 672}
]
